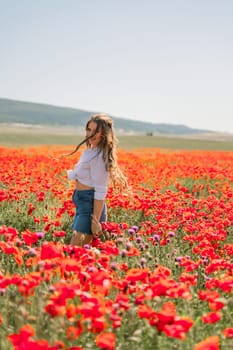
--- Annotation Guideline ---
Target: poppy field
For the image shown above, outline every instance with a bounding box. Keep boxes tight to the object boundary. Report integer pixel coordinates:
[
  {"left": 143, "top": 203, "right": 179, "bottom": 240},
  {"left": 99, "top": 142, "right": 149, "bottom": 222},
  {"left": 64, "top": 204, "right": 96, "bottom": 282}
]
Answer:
[{"left": 0, "top": 145, "right": 232, "bottom": 350}]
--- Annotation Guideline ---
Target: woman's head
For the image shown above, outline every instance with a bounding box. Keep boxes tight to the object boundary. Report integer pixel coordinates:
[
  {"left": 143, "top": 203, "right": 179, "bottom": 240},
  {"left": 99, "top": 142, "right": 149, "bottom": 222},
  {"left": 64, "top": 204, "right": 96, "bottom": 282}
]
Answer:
[
  {"left": 85, "top": 114, "right": 116, "bottom": 150},
  {"left": 66, "top": 114, "right": 116, "bottom": 156}
]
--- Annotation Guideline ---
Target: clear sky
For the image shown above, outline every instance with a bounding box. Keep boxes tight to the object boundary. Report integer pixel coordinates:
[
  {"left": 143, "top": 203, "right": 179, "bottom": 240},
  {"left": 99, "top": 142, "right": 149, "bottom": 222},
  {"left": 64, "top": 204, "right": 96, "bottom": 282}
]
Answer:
[{"left": 1, "top": 0, "right": 233, "bottom": 133}]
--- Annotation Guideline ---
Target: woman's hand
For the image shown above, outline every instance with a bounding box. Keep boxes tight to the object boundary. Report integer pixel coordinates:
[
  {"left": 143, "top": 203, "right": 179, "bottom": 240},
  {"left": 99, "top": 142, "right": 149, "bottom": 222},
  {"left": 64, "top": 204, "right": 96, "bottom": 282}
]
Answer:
[{"left": 91, "top": 214, "right": 102, "bottom": 237}]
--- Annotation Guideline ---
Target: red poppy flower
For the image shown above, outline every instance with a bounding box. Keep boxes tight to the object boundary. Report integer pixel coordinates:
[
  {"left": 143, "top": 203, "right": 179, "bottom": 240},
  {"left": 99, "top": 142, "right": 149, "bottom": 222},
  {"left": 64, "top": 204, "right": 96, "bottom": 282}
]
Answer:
[
  {"left": 95, "top": 332, "right": 116, "bottom": 350},
  {"left": 202, "top": 312, "right": 222, "bottom": 324},
  {"left": 222, "top": 327, "right": 233, "bottom": 338},
  {"left": 40, "top": 242, "right": 63, "bottom": 259},
  {"left": 194, "top": 335, "right": 220, "bottom": 350}
]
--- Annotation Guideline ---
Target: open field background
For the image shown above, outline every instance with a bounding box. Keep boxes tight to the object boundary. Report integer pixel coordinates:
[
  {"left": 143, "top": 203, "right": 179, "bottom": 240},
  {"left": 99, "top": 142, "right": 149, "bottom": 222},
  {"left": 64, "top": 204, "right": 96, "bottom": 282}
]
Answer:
[{"left": 1, "top": 125, "right": 233, "bottom": 150}]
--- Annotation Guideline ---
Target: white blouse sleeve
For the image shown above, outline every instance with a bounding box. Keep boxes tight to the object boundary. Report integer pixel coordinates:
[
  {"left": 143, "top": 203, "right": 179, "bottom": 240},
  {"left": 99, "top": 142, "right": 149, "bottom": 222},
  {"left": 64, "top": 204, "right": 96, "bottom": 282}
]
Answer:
[
  {"left": 90, "top": 152, "right": 109, "bottom": 200},
  {"left": 66, "top": 153, "right": 85, "bottom": 180}
]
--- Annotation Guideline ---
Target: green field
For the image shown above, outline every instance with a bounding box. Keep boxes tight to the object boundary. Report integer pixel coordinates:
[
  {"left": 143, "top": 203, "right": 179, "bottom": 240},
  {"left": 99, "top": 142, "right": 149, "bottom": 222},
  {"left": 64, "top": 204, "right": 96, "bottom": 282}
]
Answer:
[{"left": 1, "top": 126, "right": 233, "bottom": 150}]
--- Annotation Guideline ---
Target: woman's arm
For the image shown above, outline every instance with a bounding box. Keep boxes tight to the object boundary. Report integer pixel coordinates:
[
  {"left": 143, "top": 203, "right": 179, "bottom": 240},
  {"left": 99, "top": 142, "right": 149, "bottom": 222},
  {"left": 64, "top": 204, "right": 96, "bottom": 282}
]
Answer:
[
  {"left": 91, "top": 200, "right": 104, "bottom": 235},
  {"left": 93, "top": 199, "right": 104, "bottom": 221}
]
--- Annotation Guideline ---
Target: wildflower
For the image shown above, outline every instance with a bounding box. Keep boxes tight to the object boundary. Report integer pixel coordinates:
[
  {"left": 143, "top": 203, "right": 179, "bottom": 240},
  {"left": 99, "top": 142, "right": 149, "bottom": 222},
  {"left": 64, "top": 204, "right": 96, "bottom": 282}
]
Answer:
[
  {"left": 27, "top": 248, "right": 38, "bottom": 257},
  {"left": 45, "top": 301, "right": 66, "bottom": 317},
  {"left": 53, "top": 230, "right": 66, "bottom": 237},
  {"left": 36, "top": 231, "right": 45, "bottom": 239},
  {"left": 136, "top": 236, "right": 142, "bottom": 244},
  {"left": 153, "top": 234, "right": 160, "bottom": 242},
  {"left": 168, "top": 231, "right": 175, "bottom": 237},
  {"left": 125, "top": 268, "right": 149, "bottom": 282},
  {"left": 116, "top": 237, "right": 124, "bottom": 245},
  {"left": 40, "top": 241, "right": 63, "bottom": 259},
  {"left": 8, "top": 324, "right": 34, "bottom": 346},
  {"left": 127, "top": 228, "right": 135, "bottom": 236},
  {"left": 110, "top": 262, "right": 118, "bottom": 271},
  {"left": 140, "top": 258, "right": 147, "bottom": 267},
  {"left": 202, "top": 312, "right": 222, "bottom": 324},
  {"left": 120, "top": 249, "right": 127, "bottom": 257},
  {"left": 194, "top": 335, "right": 220, "bottom": 350},
  {"left": 162, "top": 316, "right": 194, "bottom": 339},
  {"left": 21, "top": 230, "right": 41, "bottom": 245},
  {"left": 126, "top": 242, "right": 133, "bottom": 250},
  {"left": 95, "top": 332, "right": 116, "bottom": 350},
  {"left": 27, "top": 203, "right": 35, "bottom": 215},
  {"left": 175, "top": 256, "right": 183, "bottom": 262},
  {"left": 222, "top": 327, "right": 233, "bottom": 338}
]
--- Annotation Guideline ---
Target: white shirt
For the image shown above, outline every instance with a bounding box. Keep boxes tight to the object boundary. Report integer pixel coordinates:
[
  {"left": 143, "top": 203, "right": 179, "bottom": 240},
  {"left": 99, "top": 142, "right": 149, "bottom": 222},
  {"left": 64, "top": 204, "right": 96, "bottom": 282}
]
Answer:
[{"left": 67, "top": 148, "right": 109, "bottom": 200}]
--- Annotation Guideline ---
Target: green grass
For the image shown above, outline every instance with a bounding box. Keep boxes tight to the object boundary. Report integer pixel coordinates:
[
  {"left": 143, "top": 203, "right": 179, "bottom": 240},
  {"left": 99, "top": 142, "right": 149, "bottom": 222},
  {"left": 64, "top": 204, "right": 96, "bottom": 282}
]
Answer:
[
  {"left": 1, "top": 126, "right": 233, "bottom": 150},
  {"left": 118, "top": 135, "right": 233, "bottom": 150}
]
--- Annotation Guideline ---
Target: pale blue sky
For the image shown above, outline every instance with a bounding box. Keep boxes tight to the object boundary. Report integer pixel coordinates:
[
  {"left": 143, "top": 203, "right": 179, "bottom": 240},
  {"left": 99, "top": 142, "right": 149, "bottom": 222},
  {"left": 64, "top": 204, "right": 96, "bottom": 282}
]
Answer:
[{"left": 1, "top": 0, "right": 233, "bottom": 133}]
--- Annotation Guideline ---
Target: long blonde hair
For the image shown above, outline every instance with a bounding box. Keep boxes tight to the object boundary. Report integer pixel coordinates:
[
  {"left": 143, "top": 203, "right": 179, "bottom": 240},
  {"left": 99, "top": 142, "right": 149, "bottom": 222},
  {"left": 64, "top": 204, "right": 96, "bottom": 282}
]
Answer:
[{"left": 68, "top": 113, "right": 128, "bottom": 190}]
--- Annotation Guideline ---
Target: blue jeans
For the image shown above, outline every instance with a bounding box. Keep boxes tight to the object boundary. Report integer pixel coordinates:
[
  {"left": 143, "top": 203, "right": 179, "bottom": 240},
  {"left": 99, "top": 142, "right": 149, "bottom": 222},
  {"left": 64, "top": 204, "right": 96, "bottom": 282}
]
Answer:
[{"left": 72, "top": 189, "right": 107, "bottom": 234}]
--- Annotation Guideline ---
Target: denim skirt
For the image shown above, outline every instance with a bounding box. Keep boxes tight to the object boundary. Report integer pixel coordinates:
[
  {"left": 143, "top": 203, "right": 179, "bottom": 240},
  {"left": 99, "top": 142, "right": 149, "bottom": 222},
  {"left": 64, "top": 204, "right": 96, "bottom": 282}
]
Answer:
[{"left": 72, "top": 189, "right": 107, "bottom": 234}]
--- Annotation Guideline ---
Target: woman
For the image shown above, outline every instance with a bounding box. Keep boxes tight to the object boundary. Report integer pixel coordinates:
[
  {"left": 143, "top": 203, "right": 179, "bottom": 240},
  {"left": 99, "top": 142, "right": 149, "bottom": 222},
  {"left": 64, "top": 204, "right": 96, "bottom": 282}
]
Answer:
[{"left": 67, "top": 113, "right": 128, "bottom": 247}]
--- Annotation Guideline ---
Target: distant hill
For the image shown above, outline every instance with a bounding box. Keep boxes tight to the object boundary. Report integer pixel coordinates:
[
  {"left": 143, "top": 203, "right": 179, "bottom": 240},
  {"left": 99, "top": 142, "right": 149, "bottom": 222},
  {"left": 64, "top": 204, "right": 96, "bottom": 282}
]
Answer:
[{"left": 0, "top": 97, "right": 212, "bottom": 135}]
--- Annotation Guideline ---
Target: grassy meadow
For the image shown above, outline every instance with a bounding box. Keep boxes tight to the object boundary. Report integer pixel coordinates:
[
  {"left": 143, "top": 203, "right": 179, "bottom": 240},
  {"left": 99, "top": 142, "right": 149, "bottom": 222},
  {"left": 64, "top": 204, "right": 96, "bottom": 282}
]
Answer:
[
  {"left": 1, "top": 125, "right": 233, "bottom": 150},
  {"left": 0, "top": 126, "right": 233, "bottom": 349}
]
